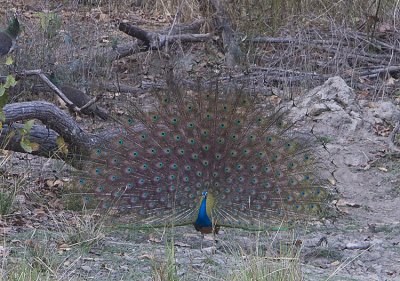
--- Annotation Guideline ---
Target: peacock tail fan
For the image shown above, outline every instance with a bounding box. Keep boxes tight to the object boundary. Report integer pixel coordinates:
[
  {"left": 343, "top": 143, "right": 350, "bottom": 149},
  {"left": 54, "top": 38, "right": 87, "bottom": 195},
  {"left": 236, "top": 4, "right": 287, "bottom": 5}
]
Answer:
[{"left": 74, "top": 84, "right": 331, "bottom": 232}]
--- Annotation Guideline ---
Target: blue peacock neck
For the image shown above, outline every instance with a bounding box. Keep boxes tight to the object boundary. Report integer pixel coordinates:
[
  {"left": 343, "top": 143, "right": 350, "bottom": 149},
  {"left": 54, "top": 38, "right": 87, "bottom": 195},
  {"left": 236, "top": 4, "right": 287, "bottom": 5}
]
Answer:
[{"left": 194, "top": 191, "right": 212, "bottom": 229}]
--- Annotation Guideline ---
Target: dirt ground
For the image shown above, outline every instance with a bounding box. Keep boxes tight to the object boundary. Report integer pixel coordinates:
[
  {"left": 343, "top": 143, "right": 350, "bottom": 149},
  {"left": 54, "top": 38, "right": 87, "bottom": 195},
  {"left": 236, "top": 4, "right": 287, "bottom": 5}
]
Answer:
[{"left": 1, "top": 1, "right": 400, "bottom": 280}]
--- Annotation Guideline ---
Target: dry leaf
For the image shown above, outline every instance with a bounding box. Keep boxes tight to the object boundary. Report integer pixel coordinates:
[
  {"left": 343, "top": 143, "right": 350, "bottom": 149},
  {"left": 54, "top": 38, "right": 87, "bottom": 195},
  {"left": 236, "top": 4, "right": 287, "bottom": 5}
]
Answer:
[
  {"left": 138, "top": 254, "right": 154, "bottom": 260},
  {"left": 378, "top": 167, "right": 388, "bottom": 172}
]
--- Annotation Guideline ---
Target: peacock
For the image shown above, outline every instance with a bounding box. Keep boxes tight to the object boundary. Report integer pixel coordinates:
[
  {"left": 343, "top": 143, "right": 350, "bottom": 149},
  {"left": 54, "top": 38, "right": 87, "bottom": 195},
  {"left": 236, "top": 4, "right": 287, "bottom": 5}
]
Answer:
[
  {"left": 0, "top": 14, "right": 20, "bottom": 56},
  {"left": 77, "top": 85, "right": 329, "bottom": 233}
]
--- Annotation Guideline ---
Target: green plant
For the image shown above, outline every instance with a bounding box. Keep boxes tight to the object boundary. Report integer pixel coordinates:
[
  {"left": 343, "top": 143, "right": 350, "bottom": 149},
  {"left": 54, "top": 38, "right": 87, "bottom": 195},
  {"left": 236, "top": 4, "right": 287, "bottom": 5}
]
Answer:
[
  {"left": 152, "top": 237, "right": 179, "bottom": 281},
  {"left": 60, "top": 210, "right": 105, "bottom": 253},
  {"left": 0, "top": 172, "right": 26, "bottom": 216}
]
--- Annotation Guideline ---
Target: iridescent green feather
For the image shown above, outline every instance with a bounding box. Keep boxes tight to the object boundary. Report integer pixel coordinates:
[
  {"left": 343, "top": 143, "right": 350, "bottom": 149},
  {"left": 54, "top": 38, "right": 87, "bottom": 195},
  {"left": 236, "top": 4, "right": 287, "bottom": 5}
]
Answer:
[{"left": 76, "top": 86, "right": 330, "bottom": 231}]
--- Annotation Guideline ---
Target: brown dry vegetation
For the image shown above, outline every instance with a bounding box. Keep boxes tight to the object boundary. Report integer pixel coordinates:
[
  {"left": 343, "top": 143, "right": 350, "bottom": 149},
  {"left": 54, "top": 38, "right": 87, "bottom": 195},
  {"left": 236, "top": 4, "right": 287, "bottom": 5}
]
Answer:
[{"left": 0, "top": 0, "right": 399, "bottom": 280}]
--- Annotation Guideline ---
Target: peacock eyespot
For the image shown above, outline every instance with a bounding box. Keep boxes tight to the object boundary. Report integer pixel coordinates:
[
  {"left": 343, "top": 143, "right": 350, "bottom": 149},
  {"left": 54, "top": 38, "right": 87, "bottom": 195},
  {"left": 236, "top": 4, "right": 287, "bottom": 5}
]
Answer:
[
  {"left": 171, "top": 117, "right": 178, "bottom": 124},
  {"left": 191, "top": 153, "right": 198, "bottom": 160},
  {"left": 157, "top": 162, "right": 164, "bottom": 168},
  {"left": 164, "top": 148, "right": 171, "bottom": 154},
  {"left": 170, "top": 163, "right": 178, "bottom": 170},
  {"left": 159, "top": 131, "right": 166, "bottom": 137},
  {"left": 188, "top": 138, "right": 195, "bottom": 145},
  {"left": 168, "top": 175, "right": 176, "bottom": 180},
  {"left": 202, "top": 145, "right": 209, "bottom": 151},
  {"left": 174, "top": 135, "right": 181, "bottom": 141},
  {"left": 184, "top": 165, "right": 191, "bottom": 171},
  {"left": 118, "top": 139, "right": 124, "bottom": 145},
  {"left": 152, "top": 115, "right": 159, "bottom": 121},
  {"left": 154, "top": 176, "right": 161, "bottom": 182},
  {"left": 231, "top": 134, "right": 238, "bottom": 140},
  {"left": 140, "top": 133, "right": 147, "bottom": 140},
  {"left": 183, "top": 176, "right": 189, "bottom": 182},
  {"left": 132, "top": 151, "right": 139, "bottom": 157},
  {"left": 95, "top": 168, "right": 101, "bottom": 175},
  {"left": 187, "top": 122, "right": 194, "bottom": 128},
  {"left": 215, "top": 153, "right": 222, "bottom": 160},
  {"left": 202, "top": 160, "right": 209, "bottom": 166},
  {"left": 220, "top": 123, "right": 226, "bottom": 128},
  {"left": 196, "top": 171, "right": 203, "bottom": 177},
  {"left": 125, "top": 167, "right": 133, "bottom": 174},
  {"left": 127, "top": 118, "right": 134, "bottom": 125},
  {"left": 79, "top": 178, "right": 85, "bottom": 185},
  {"left": 141, "top": 163, "right": 148, "bottom": 170},
  {"left": 126, "top": 183, "right": 134, "bottom": 189},
  {"left": 113, "top": 191, "right": 122, "bottom": 198},
  {"left": 266, "top": 136, "right": 273, "bottom": 143},
  {"left": 95, "top": 148, "right": 101, "bottom": 155},
  {"left": 178, "top": 149, "right": 185, "bottom": 155},
  {"left": 236, "top": 164, "right": 243, "bottom": 170},
  {"left": 138, "top": 178, "right": 145, "bottom": 185},
  {"left": 212, "top": 172, "right": 218, "bottom": 177}
]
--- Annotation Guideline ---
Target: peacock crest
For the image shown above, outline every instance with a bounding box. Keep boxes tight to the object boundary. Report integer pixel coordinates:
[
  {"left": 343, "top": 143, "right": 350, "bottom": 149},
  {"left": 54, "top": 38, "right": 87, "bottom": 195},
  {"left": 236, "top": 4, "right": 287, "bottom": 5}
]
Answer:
[{"left": 77, "top": 84, "right": 329, "bottom": 232}]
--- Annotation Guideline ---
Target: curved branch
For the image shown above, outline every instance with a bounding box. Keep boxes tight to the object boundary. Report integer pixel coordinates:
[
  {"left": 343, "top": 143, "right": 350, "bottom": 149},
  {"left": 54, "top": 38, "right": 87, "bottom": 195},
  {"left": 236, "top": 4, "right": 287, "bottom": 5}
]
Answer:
[{"left": 1, "top": 102, "right": 118, "bottom": 161}]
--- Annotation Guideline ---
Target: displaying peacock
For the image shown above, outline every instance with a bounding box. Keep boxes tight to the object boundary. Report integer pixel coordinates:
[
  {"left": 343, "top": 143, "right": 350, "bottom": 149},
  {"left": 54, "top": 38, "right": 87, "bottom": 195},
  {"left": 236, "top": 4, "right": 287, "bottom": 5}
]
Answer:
[
  {"left": 77, "top": 85, "right": 329, "bottom": 233},
  {"left": 0, "top": 14, "right": 20, "bottom": 56}
]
